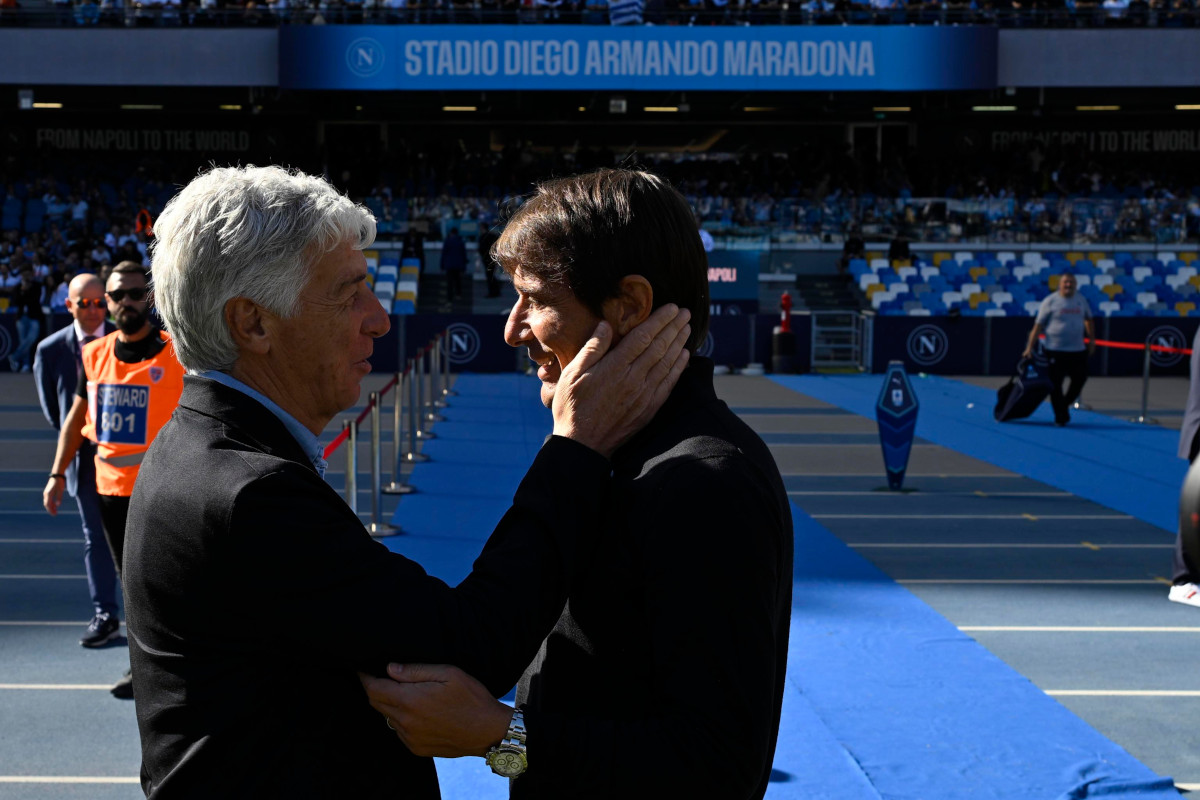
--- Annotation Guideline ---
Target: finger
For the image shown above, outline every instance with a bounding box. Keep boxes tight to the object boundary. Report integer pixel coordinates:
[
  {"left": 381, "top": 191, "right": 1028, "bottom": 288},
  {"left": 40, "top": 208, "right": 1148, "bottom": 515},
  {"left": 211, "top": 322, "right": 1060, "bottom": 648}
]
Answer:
[
  {"left": 619, "top": 307, "right": 691, "bottom": 383},
  {"left": 635, "top": 322, "right": 691, "bottom": 395},
  {"left": 603, "top": 304, "right": 681, "bottom": 370},
  {"left": 386, "top": 663, "right": 453, "bottom": 684},
  {"left": 561, "top": 320, "right": 612, "bottom": 379}
]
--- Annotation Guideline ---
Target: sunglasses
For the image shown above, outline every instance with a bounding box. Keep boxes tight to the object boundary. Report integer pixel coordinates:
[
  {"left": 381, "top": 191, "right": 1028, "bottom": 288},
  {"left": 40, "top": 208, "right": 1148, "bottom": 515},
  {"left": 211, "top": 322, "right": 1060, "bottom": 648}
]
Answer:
[
  {"left": 75, "top": 298, "right": 105, "bottom": 309},
  {"left": 106, "top": 288, "right": 148, "bottom": 303}
]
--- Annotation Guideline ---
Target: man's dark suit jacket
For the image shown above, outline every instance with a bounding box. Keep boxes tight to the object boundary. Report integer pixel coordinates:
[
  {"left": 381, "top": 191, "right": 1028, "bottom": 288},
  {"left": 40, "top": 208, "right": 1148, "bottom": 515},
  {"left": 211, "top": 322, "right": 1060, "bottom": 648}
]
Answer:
[
  {"left": 515, "top": 358, "right": 793, "bottom": 799},
  {"left": 124, "top": 376, "right": 610, "bottom": 799},
  {"left": 34, "top": 319, "right": 115, "bottom": 496}
]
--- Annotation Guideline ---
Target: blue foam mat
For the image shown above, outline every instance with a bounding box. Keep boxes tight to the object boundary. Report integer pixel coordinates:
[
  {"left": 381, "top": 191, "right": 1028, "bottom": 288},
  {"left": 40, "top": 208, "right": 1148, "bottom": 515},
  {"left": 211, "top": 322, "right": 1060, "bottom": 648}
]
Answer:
[
  {"left": 770, "top": 374, "right": 1186, "bottom": 533},
  {"left": 381, "top": 374, "right": 1178, "bottom": 798}
]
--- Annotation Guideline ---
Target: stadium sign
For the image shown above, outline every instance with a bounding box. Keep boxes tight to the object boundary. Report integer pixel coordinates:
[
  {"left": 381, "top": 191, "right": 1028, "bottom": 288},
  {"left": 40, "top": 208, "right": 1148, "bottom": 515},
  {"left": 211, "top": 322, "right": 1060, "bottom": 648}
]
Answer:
[{"left": 281, "top": 26, "right": 996, "bottom": 91}]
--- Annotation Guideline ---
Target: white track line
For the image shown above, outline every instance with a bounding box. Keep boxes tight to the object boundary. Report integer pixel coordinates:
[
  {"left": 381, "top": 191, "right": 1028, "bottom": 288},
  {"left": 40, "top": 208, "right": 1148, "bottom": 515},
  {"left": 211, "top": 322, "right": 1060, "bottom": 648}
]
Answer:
[
  {"left": 781, "top": 473, "right": 1022, "bottom": 478},
  {"left": 0, "top": 684, "right": 117, "bottom": 690},
  {"left": 961, "top": 626, "right": 1200, "bottom": 633},
  {"left": 0, "top": 539, "right": 80, "bottom": 544},
  {"left": 769, "top": 443, "right": 941, "bottom": 447},
  {"left": 813, "top": 514, "right": 1133, "bottom": 520},
  {"left": 0, "top": 574, "right": 86, "bottom": 580},
  {"left": 848, "top": 543, "right": 1171, "bottom": 549},
  {"left": 900, "top": 579, "right": 1161, "bottom": 584},
  {"left": 789, "top": 491, "right": 1073, "bottom": 497},
  {"left": 0, "top": 621, "right": 121, "bottom": 626},
  {"left": 0, "top": 777, "right": 140, "bottom": 784},
  {"left": 1047, "top": 690, "right": 1200, "bottom": 697}
]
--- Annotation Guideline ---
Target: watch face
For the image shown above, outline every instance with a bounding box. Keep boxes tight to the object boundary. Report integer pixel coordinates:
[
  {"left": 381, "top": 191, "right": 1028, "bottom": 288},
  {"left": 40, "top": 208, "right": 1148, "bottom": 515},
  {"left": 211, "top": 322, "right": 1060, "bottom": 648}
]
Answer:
[{"left": 488, "top": 749, "right": 527, "bottom": 778}]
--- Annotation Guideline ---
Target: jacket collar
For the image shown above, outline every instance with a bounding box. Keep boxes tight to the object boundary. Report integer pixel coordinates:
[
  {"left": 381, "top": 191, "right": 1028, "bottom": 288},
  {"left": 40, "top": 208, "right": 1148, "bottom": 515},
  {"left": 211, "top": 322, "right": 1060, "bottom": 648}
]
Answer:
[{"left": 179, "top": 375, "right": 319, "bottom": 473}]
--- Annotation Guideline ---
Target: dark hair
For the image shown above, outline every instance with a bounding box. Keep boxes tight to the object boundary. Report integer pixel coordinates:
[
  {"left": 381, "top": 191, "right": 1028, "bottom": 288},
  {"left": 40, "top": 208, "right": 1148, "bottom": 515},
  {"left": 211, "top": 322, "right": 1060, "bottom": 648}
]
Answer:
[
  {"left": 113, "top": 261, "right": 148, "bottom": 280},
  {"left": 494, "top": 168, "right": 709, "bottom": 352}
]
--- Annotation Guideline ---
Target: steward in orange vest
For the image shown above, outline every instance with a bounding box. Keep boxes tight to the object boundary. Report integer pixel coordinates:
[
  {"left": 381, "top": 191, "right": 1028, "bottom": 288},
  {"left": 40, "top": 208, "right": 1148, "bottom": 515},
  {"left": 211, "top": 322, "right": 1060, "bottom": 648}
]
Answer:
[{"left": 80, "top": 330, "right": 185, "bottom": 496}]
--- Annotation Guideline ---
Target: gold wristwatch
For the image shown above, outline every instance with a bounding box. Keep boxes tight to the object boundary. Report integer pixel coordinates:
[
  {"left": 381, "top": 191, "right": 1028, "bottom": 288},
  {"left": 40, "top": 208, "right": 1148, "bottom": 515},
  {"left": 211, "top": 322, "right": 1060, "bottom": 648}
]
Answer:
[{"left": 484, "top": 707, "right": 528, "bottom": 778}]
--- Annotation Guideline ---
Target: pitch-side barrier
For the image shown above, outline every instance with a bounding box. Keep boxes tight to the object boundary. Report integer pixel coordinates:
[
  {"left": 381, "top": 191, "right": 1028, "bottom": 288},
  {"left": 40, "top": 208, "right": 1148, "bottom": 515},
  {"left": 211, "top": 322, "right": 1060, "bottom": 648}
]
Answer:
[{"left": 322, "top": 328, "right": 454, "bottom": 537}]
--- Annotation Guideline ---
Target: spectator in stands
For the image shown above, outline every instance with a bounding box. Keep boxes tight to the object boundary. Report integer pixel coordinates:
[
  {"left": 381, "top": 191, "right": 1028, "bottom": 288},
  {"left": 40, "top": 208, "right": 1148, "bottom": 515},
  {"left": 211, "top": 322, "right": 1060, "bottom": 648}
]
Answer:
[
  {"left": 440, "top": 225, "right": 468, "bottom": 301},
  {"left": 48, "top": 271, "right": 71, "bottom": 311},
  {"left": 122, "top": 164, "right": 690, "bottom": 798},
  {"left": 8, "top": 264, "right": 46, "bottom": 372},
  {"left": 69, "top": 193, "right": 89, "bottom": 229},
  {"left": 362, "top": 168, "right": 792, "bottom": 800},
  {"left": 1022, "top": 272, "right": 1094, "bottom": 426},
  {"left": 1172, "top": 327, "right": 1200, "bottom": 608}
]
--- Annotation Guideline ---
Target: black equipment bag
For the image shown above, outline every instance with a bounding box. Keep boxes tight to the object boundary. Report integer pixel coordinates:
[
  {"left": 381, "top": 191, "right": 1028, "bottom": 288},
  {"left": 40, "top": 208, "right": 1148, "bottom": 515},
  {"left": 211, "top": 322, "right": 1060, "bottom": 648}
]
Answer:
[{"left": 994, "top": 356, "right": 1052, "bottom": 422}]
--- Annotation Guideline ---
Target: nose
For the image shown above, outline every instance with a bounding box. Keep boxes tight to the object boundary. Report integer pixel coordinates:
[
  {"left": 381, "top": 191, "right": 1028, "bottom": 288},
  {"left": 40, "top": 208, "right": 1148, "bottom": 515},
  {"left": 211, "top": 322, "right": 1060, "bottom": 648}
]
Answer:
[
  {"left": 364, "top": 291, "right": 391, "bottom": 339},
  {"left": 504, "top": 298, "right": 530, "bottom": 349}
]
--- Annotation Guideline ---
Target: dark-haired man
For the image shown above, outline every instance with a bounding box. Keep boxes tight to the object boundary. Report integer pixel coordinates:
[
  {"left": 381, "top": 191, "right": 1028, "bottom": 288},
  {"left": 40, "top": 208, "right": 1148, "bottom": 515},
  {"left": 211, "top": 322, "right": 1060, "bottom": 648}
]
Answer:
[
  {"left": 43, "top": 261, "right": 185, "bottom": 698},
  {"left": 364, "top": 168, "right": 794, "bottom": 800}
]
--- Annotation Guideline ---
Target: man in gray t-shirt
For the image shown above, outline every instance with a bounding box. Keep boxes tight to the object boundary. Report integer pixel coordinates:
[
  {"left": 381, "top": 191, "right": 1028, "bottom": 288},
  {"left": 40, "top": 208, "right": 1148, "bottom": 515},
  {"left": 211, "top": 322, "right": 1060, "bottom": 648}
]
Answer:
[{"left": 1023, "top": 272, "right": 1094, "bottom": 426}]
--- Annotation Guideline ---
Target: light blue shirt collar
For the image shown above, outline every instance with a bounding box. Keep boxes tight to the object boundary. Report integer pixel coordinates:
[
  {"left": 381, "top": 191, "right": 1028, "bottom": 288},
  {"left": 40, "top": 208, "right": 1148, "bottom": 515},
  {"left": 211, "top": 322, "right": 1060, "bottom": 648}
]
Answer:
[{"left": 200, "top": 370, "right": 328, "bottom": 478}]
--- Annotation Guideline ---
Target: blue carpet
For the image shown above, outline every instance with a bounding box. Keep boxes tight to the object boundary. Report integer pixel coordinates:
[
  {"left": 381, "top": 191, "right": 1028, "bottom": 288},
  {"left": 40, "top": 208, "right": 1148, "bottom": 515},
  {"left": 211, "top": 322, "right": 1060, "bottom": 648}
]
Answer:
[
  {"left": 771, "top": 374, "right": 1186, "bottom": 533},
  {"left": 381, "top": 374, "right": 1177, "bottom": 798},
  {"left": 789, "top": 510, "right": 1177, "bottom": 799}
]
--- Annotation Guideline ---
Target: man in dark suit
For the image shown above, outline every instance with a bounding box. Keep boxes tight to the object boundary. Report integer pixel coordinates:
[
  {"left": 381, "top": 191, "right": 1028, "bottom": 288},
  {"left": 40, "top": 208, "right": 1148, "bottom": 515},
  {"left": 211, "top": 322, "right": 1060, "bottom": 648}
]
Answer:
[
  {"left": 122, "top": 165, "right": 691, "bottom": 799},
  {"left": 364, "top": 169, "right": 793, "bottom": 799},
  {"left": 33, "top": 272, "right": 120, "bottom": 647}
]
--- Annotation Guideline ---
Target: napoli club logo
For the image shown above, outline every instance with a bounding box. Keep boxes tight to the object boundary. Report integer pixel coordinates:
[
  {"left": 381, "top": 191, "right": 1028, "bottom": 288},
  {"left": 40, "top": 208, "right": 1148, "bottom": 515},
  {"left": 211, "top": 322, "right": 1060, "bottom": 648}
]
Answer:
[
  {"left": 1146, "top": 325, "right": 1187, "bottom": 368},
  {"left": 905, "top": 324, "right": 949, "bottom": 367},
  {"left": 697, "top": 331, "right": 715, "bottom": 358},
  {"left": 345, "top": 38, "right": 386, "bottom": 78},
  {"left": 441, "top": 323, "right": 481, "bottom": 365}
]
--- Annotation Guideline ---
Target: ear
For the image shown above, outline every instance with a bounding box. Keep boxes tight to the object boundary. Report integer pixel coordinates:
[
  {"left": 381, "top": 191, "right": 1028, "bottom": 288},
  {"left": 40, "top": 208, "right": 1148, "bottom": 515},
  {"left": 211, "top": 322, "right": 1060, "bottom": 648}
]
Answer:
[
  {"left": 601, "top": 275, "right": 654, "bottom": 337},
  {"left": 225, "top": 297, "right": 270, "bottom": 356}
]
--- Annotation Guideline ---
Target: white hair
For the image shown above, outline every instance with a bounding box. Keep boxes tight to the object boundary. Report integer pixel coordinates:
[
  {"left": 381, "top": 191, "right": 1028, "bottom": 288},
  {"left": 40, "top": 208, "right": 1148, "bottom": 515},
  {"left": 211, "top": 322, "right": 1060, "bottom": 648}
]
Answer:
[{"left": 150, "top": 165, "right": 376, "bottom": 373}]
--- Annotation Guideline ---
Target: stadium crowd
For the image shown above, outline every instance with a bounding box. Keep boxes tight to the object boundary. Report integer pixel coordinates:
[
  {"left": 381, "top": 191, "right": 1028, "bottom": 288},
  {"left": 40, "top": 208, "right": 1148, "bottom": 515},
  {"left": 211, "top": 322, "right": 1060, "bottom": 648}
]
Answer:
[
  {"left": 0, "top": 0, "right": 1197, "bottom": 27},
  {"left": 2, "top": 143, "right": 1198, "bottom": 322}
]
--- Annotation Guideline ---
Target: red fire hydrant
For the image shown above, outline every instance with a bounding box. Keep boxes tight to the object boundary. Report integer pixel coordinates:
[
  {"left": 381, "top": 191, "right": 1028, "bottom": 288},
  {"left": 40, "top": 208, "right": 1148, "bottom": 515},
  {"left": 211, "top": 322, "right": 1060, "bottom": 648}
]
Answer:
[{"left": 779, "top": 291, "right": 793, "bottom": 334}]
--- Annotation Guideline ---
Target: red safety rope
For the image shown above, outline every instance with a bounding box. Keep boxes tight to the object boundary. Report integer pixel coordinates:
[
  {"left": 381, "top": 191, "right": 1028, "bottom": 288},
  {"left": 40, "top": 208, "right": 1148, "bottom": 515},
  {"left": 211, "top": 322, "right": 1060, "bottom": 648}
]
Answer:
[
  {"left": 1092, "top": 338, "right": 1192, "bottom": 355},
  {"left": 322, "top": 334, "right": 440, "bottom": 459}
]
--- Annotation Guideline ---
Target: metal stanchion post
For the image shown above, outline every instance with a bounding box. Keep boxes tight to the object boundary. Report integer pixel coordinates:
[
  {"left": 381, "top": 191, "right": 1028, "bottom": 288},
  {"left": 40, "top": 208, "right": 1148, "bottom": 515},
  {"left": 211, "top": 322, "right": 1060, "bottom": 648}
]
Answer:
[
  {"left": 441, "top": 331, "right": 456, "bottom": 397},
  {"left": 406, "top": 359, "right": 430, "bottom": 461},
  {"left": 424, "top": 343, "right": 446, "bottom": 423},
  {"left": 430, "top": 335, "right": 447, "bottom": 408},
  {"left": 415, "top": 347, "right": 437, "bottom": 439},
  {"left": 1130, "top": 341, "right": 1158, "bottom": 425},
  {"left": 344, "top": 419, "right": 359, "bottom": 518},
  {"left": 384, "top": 370, "right": 414, "bottom": 494},
  {"left": 367, "top": 392, "right": 397, "bottom": 536}
]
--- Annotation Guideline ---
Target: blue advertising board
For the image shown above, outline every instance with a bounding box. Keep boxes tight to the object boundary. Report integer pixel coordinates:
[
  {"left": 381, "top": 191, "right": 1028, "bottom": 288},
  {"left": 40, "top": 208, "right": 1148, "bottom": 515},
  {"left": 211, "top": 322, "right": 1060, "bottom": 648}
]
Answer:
[
  {"left": 871, "top": 317, "right": 988, "bottom": 375},
  {"left": 707, "top": 250, "right": 760, "bottom": 304},
  {"left": 280, "top": 25, "right": 997, "bottom": 91}
]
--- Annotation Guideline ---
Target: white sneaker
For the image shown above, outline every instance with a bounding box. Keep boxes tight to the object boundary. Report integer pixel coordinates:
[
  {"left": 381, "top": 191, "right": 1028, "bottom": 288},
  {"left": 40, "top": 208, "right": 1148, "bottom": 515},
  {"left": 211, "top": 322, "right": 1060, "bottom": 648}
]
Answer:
[{"left": 1168, "top": 583, "right": 1200, "bottom": 608}]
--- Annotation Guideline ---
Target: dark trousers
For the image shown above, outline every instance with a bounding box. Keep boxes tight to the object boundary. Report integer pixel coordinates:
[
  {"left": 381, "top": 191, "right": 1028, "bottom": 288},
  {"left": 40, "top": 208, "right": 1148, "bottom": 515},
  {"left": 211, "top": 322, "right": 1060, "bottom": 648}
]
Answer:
[
  {"left": 1046, "top": 349, "right": 1088, "bottom": 424},
  {"left": 446, "top": 269, "right": 463, "bottom": 300},
  {"left": 77, "top": 446, "right": 119, "bottom": 616},
  {"left": 97, "top": 493, "right": 131, "bottom": 579}
]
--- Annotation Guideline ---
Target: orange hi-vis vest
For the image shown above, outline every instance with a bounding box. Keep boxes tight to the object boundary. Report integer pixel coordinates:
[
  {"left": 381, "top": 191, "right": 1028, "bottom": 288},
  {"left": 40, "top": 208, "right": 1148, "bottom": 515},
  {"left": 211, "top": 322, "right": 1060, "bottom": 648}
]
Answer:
[{"left": 81, "top": 330, "right": 185, "bottom": 497}]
